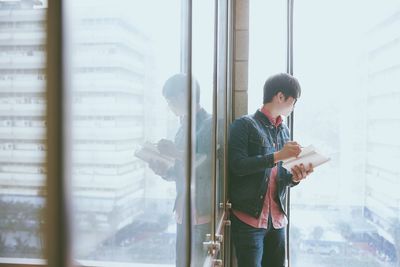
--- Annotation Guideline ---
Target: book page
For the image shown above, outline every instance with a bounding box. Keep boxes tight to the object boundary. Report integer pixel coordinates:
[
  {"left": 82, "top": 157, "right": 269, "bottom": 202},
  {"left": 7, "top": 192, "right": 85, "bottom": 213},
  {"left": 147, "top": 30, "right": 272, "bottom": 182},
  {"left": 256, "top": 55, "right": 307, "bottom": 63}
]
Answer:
[
  {"left": 135, "top": 142, "right": 175, "bottom": 168},
  {"left": 282, "top": 145, "right": 330, "bottom": 171},
  {"left": 283, "top": 145, "right": 316, "bottom": 164}
]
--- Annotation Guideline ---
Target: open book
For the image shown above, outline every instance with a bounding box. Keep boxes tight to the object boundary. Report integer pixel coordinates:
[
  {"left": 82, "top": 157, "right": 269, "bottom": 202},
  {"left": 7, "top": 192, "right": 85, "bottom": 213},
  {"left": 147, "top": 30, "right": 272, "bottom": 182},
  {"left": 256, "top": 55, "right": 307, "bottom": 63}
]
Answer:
[
  {"left": 282, "top": 145, "right": 330, "bottom": 172},
  {"left": 135, "top": 142, "right": 207, "bottom": 169},
  {"left": 135, "top": 142, "right": 175, "bottom": 169}
]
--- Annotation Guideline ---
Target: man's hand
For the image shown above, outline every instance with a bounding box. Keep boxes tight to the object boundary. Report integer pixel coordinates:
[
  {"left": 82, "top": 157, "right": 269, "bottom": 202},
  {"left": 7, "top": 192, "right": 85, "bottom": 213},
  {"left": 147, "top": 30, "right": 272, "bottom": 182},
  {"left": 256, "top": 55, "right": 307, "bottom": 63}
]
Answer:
[
  {"left": 148, "top": 159, "right": 170, "bottom": 176},
  {"left": 291, "top": 163, "right": 314, "bottom": 182},
  {"left": 157, "top": 139, "right": 182, "bottom": 159},
  {"left": 274, "top": 141, "right": 302, "bottom": 163}
]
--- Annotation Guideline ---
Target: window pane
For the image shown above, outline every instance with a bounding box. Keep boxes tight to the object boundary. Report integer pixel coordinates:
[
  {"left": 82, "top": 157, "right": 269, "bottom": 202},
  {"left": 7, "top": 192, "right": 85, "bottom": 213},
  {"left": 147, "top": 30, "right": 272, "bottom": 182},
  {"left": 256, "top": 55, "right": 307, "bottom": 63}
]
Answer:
[
  {"left": 216, "top": 0, "right": 228, "bottom": 225},
  {"left": 248, "top": 0, "right": 286, "bottom": 112},
  {"left": 191, "top": 0, "right": 214, "bottom": 264},
  {"left": 291, "top": 1, "right": 400, "bottom": 266},
  {"left": 0, "top": 0, "right": 47, "bottom": 261},
  {"left": 68, "top": 1, "right": 185, "bottom": 265}
]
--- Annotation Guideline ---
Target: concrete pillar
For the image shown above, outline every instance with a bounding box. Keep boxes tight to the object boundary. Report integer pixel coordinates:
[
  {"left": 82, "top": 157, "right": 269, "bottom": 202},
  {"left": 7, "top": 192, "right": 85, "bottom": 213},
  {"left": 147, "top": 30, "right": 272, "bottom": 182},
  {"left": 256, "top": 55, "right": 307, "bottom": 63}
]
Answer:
[{"left": 232, "top": 0, "right": 249, "bottom": 119}]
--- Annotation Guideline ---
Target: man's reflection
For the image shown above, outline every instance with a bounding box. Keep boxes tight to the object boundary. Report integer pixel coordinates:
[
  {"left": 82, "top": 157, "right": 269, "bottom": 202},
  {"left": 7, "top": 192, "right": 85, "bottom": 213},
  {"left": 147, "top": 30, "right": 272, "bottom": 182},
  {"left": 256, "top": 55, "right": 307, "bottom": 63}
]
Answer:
[{"left": 147, "top": 73, "right": 212, "bottom": 267}]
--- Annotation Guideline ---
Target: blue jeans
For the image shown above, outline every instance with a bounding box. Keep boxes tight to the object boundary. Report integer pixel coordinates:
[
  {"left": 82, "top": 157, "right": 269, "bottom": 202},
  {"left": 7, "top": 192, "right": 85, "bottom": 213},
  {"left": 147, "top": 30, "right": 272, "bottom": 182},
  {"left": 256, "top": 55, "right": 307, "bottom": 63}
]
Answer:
[{"left": 231, "top": 214, "right": 286, "bottom": 267}]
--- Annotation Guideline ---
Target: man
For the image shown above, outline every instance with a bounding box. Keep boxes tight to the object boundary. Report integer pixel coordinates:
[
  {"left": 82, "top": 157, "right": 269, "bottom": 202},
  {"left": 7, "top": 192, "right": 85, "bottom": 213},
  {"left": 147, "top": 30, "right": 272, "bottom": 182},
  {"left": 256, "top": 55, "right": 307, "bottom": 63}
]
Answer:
[
  {"left": 228, "top": 73, "right": 313, "bottom": 267},
  {"left": 148, "top": 73, "right": 212, "bottom": 267}
]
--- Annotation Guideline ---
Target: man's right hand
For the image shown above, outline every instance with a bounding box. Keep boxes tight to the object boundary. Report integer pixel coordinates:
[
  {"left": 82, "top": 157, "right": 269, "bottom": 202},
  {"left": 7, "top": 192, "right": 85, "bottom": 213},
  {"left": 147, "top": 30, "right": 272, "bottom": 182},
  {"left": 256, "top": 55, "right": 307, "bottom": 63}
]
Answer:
[{"left": 274, "top": 141, "right": 301, "bottom": 163}]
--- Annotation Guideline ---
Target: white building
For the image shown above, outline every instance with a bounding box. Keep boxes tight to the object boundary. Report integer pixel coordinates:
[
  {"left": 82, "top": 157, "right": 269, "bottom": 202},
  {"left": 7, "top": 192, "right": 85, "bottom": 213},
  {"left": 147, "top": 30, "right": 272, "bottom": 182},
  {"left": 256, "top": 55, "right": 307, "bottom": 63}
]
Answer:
[
  {"left": 363, "top": 9, "right": 400, "bottom": 246},
  {"left": 0, "top": 1, "right": 46, "bottom": 203}
]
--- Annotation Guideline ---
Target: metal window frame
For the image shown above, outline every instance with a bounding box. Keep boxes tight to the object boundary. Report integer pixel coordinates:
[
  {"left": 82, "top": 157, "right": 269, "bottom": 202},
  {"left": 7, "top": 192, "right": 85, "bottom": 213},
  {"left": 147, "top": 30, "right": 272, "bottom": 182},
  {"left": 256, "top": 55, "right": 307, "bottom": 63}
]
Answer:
[
  {"left": 0, "top": 261, "right": 44, "bottom": 267},
  {"left": 216, "top": 0, "right": 233, "bottom": 266},
  {"left": 286, "top": 0, "right": 295, "bottom": 266},
  {"left": 183, "top": 0, "right": 194, "bottom": 266},
  {"left": 197, "top": 0, "right": 220, "bottom": 264},
  {"left": 216, "top": 0, "right": 230, "bottom": 225},
  {"left": 224, "top": 0, "right": 235, "bottom": 265},
  {"left": 195, "top": 0, "right": 232, "bottom": 265},
  {"left": 211, "top": 0, "right": 225, "bottom": 264},
  {"left": 45, "top": 0, "right": 73, "bottom": 266}
]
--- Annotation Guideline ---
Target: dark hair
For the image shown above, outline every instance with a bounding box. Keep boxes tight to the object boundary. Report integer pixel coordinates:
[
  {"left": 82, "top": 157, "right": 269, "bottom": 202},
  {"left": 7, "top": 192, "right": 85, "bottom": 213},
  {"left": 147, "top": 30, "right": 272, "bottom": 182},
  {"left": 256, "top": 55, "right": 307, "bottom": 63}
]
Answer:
[
  {"left": 263, "top": 73, "right": 301, "bottom": 104},
  {"left": 162, "top": 73, "right": 200, "bottom": 104}
]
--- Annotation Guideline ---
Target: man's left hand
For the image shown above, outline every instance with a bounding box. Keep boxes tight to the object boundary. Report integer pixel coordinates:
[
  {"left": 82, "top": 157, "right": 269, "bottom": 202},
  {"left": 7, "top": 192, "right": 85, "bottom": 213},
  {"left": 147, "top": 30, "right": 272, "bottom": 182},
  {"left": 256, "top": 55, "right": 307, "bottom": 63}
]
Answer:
[{"left": 291, "top": 163, "right": 314, "bottom": 182}]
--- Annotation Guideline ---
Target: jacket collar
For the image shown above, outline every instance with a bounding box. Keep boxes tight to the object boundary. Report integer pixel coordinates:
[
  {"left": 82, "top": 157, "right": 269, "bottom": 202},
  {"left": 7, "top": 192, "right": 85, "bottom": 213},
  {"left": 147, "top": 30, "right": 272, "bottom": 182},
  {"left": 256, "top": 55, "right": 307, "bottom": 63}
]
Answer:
[{"left": 254, "top": 110, "right": 283, "bottom": 130}]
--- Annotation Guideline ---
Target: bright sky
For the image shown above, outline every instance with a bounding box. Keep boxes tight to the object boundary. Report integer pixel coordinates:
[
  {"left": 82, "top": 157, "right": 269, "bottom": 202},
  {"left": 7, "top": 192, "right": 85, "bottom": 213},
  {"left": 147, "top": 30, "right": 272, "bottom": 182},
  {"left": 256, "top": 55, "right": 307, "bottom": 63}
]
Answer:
[{"left": 248, "top": 0, "right": 400, "bottom": 111}]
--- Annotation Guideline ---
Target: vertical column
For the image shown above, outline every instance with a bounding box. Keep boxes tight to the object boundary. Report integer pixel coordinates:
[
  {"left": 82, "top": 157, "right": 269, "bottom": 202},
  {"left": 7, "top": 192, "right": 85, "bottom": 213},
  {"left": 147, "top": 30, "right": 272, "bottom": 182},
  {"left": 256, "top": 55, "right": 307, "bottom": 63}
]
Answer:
[
  {"left": 286, "top": 1, "right": 294, "bottom": 266},
  {"left": 46, "top": 0, "right": 72, "bottom": 266},
  {"left": 232, "top": 0, "right": 249, "bottom": 119},
  {"left": 185, "top": 1, "right": 193, "bottom": 266}
]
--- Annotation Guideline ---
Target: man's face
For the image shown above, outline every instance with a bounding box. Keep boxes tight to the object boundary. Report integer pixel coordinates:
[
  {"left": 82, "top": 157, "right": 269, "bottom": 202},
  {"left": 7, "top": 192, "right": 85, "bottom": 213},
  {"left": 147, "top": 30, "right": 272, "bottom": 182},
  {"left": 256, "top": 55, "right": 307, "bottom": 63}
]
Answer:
[
  {"left": 166, "top": 92, "right": 187, "bottom": 116},
  {"left": 278, "top": 93, "right": 297, "bottom": 117}
]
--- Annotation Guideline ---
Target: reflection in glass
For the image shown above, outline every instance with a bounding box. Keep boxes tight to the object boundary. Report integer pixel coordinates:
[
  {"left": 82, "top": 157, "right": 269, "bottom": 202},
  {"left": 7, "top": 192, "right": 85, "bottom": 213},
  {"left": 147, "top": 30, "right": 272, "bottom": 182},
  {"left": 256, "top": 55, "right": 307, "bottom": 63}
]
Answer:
[
  {"left": 216, "top": 0, "right": 228, "bottom": 224},
  {"left": 0, "top": 0, "right": 47, "bottom": 259},
  {"left": 191, "top": 0, "right": 215, "bottom": 265},
  {"left": 69, "top": 0, "right": 183, "bottom": 265},
  {"left": 150, "top": 74, "right": 212, "bottom": 267}
]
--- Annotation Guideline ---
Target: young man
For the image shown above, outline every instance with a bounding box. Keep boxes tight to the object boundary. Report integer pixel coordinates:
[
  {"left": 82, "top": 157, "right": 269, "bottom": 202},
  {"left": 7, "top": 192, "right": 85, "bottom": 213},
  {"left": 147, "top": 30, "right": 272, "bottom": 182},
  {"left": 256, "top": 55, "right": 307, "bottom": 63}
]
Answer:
[
  {"left": 228, "top": 73, "right": 313, "bottom": 267},
  {"left": 148, "top": 73, "right": 212, "bottom": 267}
]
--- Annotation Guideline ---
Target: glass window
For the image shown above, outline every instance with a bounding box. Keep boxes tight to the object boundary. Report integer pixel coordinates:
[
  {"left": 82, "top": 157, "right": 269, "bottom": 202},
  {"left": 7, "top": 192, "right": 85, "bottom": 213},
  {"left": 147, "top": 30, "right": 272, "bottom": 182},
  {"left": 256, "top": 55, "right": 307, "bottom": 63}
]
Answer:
[
  {"left": 191, "top": 0, "right": 215, "bottom": 265},
  {"left": 216, "top": 0, "right": 229, "bottom": 226},
  {"left": 68, "top": 0, "right": 185, "bottom": 265},
  {"left": 290, "top": 1, "right": 400, "bottom": 266},
  {"left": 248, "top": 0, "right": 287, "bottom": 112},
  {"left": 0, "top": 0, "right": 47, "bottom": 261}
]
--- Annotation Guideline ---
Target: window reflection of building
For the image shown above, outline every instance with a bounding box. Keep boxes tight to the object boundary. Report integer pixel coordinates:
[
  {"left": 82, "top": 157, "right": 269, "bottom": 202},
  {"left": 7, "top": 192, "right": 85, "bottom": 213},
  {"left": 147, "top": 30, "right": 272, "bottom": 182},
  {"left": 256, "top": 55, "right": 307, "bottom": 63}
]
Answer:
[
  {"left": 69, "top": 4, "right": 165, "bottom": 259},
  {"left": 0, "top": 0, "right": 46, "bottom": 257},
  {"left": 363, "top": 9, "right": 400, "bottom": 263}
]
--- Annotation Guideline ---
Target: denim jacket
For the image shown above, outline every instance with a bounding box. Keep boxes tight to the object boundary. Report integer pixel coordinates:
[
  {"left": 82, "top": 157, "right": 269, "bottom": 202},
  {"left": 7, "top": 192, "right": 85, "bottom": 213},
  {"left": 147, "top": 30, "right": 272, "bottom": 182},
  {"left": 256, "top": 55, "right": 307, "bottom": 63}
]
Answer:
[
  {"left": 228, "top": 110, "right": 298, "bottom": 218},
  {"left": 163, "top": 108, "right": 212, "bottom": 217}
]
